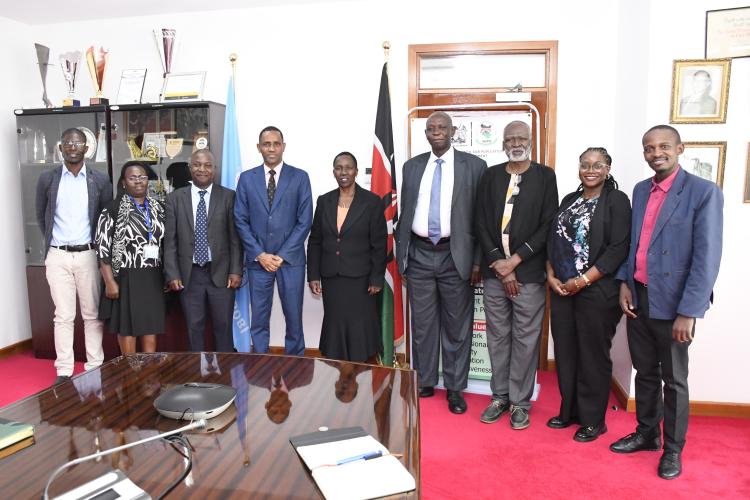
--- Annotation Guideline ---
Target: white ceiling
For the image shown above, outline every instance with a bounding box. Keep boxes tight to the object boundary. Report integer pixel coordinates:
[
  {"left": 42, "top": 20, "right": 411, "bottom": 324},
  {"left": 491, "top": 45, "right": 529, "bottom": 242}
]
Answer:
[{"left": 2, "top": 0, "right": 325, "bottom": 25}]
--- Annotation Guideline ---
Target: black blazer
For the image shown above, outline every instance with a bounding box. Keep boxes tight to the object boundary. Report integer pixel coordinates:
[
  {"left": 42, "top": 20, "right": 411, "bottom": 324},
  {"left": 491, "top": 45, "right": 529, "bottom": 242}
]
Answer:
[
  {"left": 474, "top": 162, "right": 559, "bottom": 283},
  {"left": 307, "top": 184, "right": 387, "bottom": 287},
  {"left": 547, "top": 187, "right": 632, "bottom": 297}
]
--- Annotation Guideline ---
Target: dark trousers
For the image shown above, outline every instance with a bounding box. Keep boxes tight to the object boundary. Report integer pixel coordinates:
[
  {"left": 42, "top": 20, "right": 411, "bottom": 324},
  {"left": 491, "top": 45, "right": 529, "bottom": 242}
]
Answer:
[
  {"left": 180, "top": 264, "right": 235, "bottom": 352},
  {"left": 550, "top": 279, "right": 622, "bottom": 425},
  {"left": 407, "top": 237, "right": 473, "bottom": 391},
  {"left": 628, "top": 282, "right": 691, "bottom": 452},
  {"left": 247, "top": 264, "right": 306, "bottom": 356}
]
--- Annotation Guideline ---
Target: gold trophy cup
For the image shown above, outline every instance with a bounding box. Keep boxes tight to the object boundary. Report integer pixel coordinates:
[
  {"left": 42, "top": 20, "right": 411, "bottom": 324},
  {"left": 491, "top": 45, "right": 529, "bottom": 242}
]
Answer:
[{"left": 86, "top": 46, "right": 109, "bottom": 105}]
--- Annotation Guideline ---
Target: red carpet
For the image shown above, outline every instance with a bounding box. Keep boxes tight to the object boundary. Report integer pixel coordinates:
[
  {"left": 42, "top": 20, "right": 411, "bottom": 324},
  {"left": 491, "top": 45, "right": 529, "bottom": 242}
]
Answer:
[
  {"left": 0, "top": 351, "right": 84, "bottom": 407},
  {"left": 420, "top": 371, "right": 750, "bottom": 499},
  {"left": 1, "top": 354, "right": 748, "bottom": 498}
]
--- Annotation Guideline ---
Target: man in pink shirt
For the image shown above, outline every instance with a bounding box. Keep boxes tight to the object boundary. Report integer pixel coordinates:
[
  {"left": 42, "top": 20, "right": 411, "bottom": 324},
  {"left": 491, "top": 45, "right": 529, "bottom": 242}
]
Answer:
[{"left": 611, "top": 125, "right": 723, "bottom": 480}]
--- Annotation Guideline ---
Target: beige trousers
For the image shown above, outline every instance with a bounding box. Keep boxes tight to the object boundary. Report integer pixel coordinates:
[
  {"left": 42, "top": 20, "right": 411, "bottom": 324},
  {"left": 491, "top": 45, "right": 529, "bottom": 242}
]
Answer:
[{"left": 45, "top": 247, "right": 104, "bottom": 376}]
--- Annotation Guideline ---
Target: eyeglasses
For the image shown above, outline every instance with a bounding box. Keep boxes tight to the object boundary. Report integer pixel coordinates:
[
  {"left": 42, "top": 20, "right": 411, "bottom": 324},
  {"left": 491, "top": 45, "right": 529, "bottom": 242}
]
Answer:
[
  {"left": 61, "top": 141, "right": 86, "bottom": 148},
  {"left": 126, "top": 175, "right": 149, "bottom": 182},
  {"left": 579, "top": 162, "right": 608, "bottom": 172}
]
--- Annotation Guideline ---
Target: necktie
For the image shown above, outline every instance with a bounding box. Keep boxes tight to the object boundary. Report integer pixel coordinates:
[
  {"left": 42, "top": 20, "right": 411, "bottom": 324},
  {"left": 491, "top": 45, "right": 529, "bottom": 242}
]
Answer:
[
  {"left": 268, "top": 169, "right": 276, "bottom": 206},
  {"left": 428, "top": 158, "right": 444, "bottom": 245},
  {"left": 194, "top": 190, "right": 209, "bottom": 265}
]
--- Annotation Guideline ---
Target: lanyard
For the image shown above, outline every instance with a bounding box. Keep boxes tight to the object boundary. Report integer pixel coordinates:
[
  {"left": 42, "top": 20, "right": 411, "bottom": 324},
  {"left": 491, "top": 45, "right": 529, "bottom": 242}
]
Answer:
[{"left": 129, "top": 196, "right": 153, "bottom": 243}]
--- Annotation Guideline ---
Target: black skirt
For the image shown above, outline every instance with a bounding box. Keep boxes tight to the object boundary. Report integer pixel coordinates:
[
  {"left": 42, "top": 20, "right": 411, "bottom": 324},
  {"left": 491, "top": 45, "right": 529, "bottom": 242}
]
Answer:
[
  {"left": 319, "top": 275, "right": 382, "bottom": 362},
  {"left": 99, "top": 267, "right": 166, "bottom": 337}
]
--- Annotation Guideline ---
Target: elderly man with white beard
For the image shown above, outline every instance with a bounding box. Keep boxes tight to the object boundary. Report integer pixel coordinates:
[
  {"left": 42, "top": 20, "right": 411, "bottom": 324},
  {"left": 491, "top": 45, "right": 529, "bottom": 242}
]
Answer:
[{"left": 473, "top": 120, "right": 558, "bottom": 429}]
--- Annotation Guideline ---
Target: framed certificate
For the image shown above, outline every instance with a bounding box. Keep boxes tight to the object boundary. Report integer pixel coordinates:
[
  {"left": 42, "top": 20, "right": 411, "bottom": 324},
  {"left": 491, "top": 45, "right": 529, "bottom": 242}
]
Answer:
[
  {"left": 161, "top": 71, "right": 206, "bottom": 102},
  {"left": 706, "top": 7, "right": 750, "bottom": 59},
  {"left": 116, "top": 69, "right": 147, "bottom": 104}
]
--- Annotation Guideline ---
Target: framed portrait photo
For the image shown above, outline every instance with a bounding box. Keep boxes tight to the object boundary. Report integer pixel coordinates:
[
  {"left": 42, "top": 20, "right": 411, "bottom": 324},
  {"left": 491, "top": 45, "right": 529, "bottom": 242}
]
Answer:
[
  {"left": 679, "top": 141, "right": 726, "bottom": 188},
  {"left": 744, "top": 143, "right": 750, "bottom": 203},
  {"left": 670, "top": 59, "right": 731, "bottom": 124},
  {"left": 706, "top": 7, "right": 750, "bottom": 59}
]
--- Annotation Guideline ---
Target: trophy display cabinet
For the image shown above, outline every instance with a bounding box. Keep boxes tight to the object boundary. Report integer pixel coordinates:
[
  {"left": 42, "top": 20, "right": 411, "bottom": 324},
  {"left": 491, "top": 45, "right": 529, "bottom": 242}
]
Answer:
[
  {"left": 15, "top": 101, "right": 226, "bottom": 360},
  {"left": 108, "top": 101, "right": 225, "bottom": 202}
]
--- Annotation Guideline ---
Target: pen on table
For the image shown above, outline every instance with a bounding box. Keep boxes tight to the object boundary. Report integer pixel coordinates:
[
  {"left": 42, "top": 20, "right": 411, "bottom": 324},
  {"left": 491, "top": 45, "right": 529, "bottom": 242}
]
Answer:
[{"left": 336, "top": 450, "right": 383, "bottom": 465}]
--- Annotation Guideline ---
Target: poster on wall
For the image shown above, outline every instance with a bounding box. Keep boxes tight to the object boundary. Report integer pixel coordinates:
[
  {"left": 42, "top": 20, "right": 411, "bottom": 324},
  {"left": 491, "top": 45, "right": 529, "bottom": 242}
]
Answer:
[
  {"left": 410, "top": 110, "right": 531, "bottom": 381},
  {"left": 410, "top": 110, "right": 531, "bottom": 165}
]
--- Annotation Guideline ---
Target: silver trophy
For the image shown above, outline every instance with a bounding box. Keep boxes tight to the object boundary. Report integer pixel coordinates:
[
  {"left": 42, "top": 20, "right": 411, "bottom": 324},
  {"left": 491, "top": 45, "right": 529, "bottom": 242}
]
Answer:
[
  {"left": 154, "top": 28, "right": 176, "bottom": 78},
  {"left": 59, "top": 50, "right": 82, "bottom": 107},
  {"left": 34, "top": 43, "right": 54, "bottom": 108}
]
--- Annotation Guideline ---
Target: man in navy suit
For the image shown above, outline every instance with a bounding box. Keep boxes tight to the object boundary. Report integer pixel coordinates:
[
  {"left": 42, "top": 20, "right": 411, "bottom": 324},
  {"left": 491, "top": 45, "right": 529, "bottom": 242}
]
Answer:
[
  {"left": 611, "top": 125, "right": 723, "bottom": 480},
  {"left": 234, "top": 126, "right": 312, "bottom": 355}
]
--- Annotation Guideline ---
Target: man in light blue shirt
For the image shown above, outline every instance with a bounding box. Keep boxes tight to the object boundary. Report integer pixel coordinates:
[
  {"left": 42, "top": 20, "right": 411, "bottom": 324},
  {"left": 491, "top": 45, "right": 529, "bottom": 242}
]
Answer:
[{"left": 36, "top": 128, "right": 112, "bottom": 385}]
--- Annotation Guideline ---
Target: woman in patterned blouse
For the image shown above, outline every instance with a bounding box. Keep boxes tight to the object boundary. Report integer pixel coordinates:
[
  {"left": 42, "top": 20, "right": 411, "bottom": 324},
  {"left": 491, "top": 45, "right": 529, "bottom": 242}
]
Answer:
[
  {"left": 95, "top": 163, "right": 166, "bottom": 354},
  {"left": 545, "top": 147, "right": 632, "bottom": 442}
]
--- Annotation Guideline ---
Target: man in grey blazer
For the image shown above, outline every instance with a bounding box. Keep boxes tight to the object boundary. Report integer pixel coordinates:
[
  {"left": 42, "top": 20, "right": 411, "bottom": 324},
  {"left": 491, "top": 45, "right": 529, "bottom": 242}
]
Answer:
[
  {"left": 164, "top": 149, "right": 243, "bottom": 352},
  {"left": 395, "top": 111, "right": 486, "bottom": 414},
  {"left": 36, "top": 128, "right": 112, "bottom": 385}
]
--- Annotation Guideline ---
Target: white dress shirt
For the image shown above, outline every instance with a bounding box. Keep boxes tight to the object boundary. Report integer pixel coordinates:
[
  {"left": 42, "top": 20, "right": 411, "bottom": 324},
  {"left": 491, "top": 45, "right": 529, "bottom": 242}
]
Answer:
[
  {"left": 191, "top": 182, "right": 213, "bottom": 262},
  {"left": 51, "top": 164, "right": 91, "bottom": 246},
  {"left": 411, "top": 148, "right": 454, "bottom": 238}
]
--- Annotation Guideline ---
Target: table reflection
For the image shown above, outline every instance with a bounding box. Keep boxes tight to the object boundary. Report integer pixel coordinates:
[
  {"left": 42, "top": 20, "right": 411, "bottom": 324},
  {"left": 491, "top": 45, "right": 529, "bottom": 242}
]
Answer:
[{"left": 0, "top": 353, "right": 418, "bottom": 499}]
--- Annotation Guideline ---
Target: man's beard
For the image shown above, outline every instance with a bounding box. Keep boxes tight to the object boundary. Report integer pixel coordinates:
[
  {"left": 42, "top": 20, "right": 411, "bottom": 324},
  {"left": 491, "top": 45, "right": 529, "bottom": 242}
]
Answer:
[{"left": 505, "top": 145, "right": 531, "bottom": 162}]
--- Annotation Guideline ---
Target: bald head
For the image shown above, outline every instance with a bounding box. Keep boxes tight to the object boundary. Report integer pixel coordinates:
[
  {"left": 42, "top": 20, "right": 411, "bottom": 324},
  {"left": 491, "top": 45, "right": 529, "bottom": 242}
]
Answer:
[{"left": 426, "top": 111, "right": 453, "bottom": 128}]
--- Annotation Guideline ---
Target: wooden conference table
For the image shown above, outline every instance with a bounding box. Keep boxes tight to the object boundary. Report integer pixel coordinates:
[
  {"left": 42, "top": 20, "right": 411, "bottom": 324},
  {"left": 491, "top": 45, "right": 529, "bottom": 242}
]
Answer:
[{"left": 0, "top": 353, "right": 420, "bottom": 499}]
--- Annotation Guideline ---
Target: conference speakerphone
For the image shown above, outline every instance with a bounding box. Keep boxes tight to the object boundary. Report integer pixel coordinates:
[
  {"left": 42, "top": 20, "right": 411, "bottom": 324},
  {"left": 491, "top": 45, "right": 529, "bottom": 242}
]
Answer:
[{"left": 153, "top": 383, "right": 237, "bottom": 420}]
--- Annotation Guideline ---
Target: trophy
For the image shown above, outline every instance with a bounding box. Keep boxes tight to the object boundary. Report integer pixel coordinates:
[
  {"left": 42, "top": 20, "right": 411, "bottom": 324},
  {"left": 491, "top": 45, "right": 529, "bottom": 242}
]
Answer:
[
  {"left": 34, "top": 43, "right": 54, "bottom": 108},
  {"left": 59, "top": 51, "right": 82, "bottom": 107},
  {"left": 165, "top": 137, "right": 183, "bottom": 159},
  {"left": 154, "top": 28, "right": 176, "bottom": 78},
  {"left": 86, "top": 46, "right": 109, "bottom": 105}
]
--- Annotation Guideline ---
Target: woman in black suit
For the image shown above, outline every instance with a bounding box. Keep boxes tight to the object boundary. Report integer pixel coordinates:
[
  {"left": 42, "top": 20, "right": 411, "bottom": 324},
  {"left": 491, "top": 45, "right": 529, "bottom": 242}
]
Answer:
[
  {"left": 307, "top": 152, "right": 387, "bottom": 362},
  {"left": 545, "top": 147, "right": 631, "bottom": 442}
]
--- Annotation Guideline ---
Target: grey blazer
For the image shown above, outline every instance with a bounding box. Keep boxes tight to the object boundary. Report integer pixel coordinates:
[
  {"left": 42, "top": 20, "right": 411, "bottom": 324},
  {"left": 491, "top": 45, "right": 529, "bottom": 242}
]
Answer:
[
  {"left": 395, "top": 149, "right": 487, "bottom": 281},
  {"left": 35, "top": 165, "right": 113, "bottom": 257},
  {"left": 163, "top": 184, "right": 244, "bottom": 288}
]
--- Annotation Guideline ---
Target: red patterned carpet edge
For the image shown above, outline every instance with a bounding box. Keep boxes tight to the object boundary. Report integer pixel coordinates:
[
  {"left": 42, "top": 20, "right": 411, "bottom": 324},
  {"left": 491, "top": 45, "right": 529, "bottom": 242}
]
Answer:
[{"left": 419, "top": 370, "right": 750, "bottom": 500}]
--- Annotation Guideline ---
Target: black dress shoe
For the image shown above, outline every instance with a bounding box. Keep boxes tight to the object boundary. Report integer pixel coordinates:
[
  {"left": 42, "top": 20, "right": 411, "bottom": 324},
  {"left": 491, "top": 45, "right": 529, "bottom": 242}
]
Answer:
[
  {"left": 574, "top": 422, "right": 607, "bottom": 442},
  {"left": 658, "top": 452, "right": 682, "bottom": 479},
  {"left": 446, "top": 390, "right": 467, "bottom": 414},
  {"left": 52, "top": 375, "right": 70, "bottom": 387},
  {"left": 418, "top": 386, "right": 434, "bottom": 398},
  {"left": 609, "top": 432, "right": 661, "bottom": 453},
  {"left": 546, "top": 415, "right": 574, "bottom": 429}
]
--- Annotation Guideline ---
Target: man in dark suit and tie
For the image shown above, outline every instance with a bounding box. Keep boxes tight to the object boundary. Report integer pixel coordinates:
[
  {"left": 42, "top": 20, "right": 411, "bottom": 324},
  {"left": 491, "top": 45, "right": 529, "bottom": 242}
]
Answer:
[
  {"left": 164, "top": 149, "right": 243, "bottom": 352},
  {"left": 611, "top": 125, "right": 723, "bottom": 480},
  {"left": 395, "top": 111, "right": 486, "bottom": 414},
  {"left": 234, "top": 126, "right": 313, "bottom": 355}
]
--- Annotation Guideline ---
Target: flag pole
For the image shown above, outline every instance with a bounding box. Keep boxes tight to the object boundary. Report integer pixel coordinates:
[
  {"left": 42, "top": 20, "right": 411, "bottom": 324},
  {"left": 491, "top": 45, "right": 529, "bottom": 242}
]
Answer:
[{"left": 229, "top": 53, "right": 238, "bottom": 100}]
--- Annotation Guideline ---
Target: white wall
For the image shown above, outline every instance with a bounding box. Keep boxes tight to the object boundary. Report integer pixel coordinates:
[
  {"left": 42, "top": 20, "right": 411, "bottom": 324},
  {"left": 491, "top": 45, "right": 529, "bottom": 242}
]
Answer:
[
  {"left": 2, "top": 0, "right": 748, "bottom": 404},
  {"left": 0, "top": 16, "right": 33, "bottom": 349}
]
